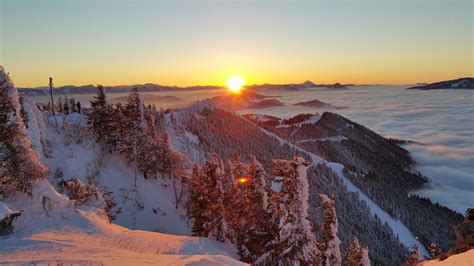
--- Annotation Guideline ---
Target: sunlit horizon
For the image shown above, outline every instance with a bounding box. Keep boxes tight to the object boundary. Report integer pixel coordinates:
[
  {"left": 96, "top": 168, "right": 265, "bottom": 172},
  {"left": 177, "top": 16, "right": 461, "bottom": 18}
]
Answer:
[{"left": 1, "top": 0, "right": 473, "bottom": 87}]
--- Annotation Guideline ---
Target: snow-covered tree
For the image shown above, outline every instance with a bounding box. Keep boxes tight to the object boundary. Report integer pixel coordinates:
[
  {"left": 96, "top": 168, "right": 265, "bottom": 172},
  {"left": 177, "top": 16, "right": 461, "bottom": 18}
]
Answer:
[
  {"left": 257, "top": 156, "right": 318, "bottom": 265},
  {"left": 361, "top": 246, "right": 371, "bottom": 266},
  {"left": 235, "top": 156, "right": 275, "bottom": 263},
  {"left": 87, "top": 85, "right": 112, "bottom": 146},
  {"left": 345, "top": 236, "right": 363, "bottom": 266},
  {"left": 118, "top": 87, "right": 143, "bottom": 157},
  {"left": 18, "top": 96, "right": 28, "bottom": 128},
  {"left": 345, "top": 236, "right": 370, "bottom": 266},
  {"left": 136, "top": 109, "right": 160, "bottom": 178},
  {"left": 318, "top": 193, "right": 342, "bottom": 266},
  {"left": 107, "top": 102, "right": 125, "bottom": 148},
  {"left": 187, "top": 153, "right": 229, "bottom": 242},
  {"left": 428, "top": 243, "right": 439, "bottom": 259},
  {"left": 0, "top": 67, "right": 49, "bottom": 193}
]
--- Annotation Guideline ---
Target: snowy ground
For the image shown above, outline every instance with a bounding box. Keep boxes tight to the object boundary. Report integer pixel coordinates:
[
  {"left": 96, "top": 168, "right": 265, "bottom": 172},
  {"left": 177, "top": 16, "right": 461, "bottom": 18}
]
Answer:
[
  {"left": 0, "top": 103, "right": 242, "bottom": 265},
  {"left": 422, "top": 249, "right": 474, "bottom": 266}
]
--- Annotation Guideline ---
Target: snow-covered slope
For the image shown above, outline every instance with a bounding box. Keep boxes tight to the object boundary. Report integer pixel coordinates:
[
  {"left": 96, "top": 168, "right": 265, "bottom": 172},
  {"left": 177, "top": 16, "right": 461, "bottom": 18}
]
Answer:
[
  {"left": 0, "top": 179, "right": 242, "bottom": 265},
  {"left": 0, "top": 100, "right": 242, "bottom": 265},
  {"left": 258, "top": 123, "right": 429, "bottom": 256},
  {"left": 422, "top": 249, "right": 474, "bottom": 265}
]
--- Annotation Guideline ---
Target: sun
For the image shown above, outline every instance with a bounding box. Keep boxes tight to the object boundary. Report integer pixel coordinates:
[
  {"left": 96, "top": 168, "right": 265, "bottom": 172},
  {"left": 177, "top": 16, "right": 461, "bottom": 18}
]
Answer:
[{"left": 226, "top": 76, "right": 244, "bottom": 93}]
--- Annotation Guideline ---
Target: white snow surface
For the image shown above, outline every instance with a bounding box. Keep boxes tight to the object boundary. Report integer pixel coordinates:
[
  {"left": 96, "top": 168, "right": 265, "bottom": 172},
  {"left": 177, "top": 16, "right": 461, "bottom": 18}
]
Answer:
[
  {"left": 422, "top": 249, "right": 474, "bottom": 266},
  {"left": 276, "top": 114, "right": 321, "bottom": 128},
  {"left": 298, "top": 135, "right": 348, "bottom": 144},
  {"left": 0, "top": 182, "right": 243, "bottom": 265},
  {"left": 0, "top": 102, "right": 242, "bottom": 265},
  {"left": 327, "top": 162, "right": 430, "bottom": 257}
]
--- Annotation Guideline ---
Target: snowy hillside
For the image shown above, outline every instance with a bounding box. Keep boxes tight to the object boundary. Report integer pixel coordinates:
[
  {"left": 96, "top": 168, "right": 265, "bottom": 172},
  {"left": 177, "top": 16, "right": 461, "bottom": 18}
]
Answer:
[
  {"left": 0, "top": 68, "right": 242, "bottom": 265},
  {"left": 0, "top": 179, "right": 242, "bottom": 265},
  {"left": 1, "top": 66, "right": 469, "bottom": 265}
]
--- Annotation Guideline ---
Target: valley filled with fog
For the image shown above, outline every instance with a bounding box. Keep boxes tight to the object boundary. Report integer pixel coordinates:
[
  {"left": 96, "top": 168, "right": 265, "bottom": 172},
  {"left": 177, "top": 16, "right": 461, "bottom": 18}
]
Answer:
[
  {"left": 239, "top": 86, "right": 473, "bottom": 214},
  {"left": 30, "top": 86, "right": 473, "bottom": 214}
]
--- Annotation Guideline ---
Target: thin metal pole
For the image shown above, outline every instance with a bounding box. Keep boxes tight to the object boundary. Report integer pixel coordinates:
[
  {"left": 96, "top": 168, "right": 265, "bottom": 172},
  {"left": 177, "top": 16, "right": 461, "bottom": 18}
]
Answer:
[{"left": 49, "top": 77, "right": 58, "bottom": 127}]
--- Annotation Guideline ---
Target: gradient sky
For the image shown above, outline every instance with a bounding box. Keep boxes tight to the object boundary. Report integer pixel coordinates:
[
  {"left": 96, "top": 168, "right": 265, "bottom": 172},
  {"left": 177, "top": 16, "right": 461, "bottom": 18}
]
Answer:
[{"left": 1, "top": 0, "right": 472, "bottom": 87}]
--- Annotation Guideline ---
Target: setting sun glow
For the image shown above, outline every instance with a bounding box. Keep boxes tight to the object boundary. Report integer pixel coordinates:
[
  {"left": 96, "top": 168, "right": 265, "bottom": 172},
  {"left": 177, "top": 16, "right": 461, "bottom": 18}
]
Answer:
[{"left": 226, "top": 76, "right": 244, "bottom": 93}]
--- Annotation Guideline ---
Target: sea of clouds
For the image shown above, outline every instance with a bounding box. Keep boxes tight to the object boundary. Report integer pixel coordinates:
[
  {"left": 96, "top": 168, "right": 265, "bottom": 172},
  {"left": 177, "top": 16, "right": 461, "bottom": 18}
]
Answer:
[{"left": 239, "top": 86, "right": 474, "bottom": 214}]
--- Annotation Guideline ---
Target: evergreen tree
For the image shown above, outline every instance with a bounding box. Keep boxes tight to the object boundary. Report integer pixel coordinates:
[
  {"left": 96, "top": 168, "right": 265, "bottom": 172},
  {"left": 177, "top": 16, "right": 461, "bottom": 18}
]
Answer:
[
  {"left": 63, "top": 96, "right": 69, "bottom": 115},
  {"left": 236, "top": 157, "right": 276, "bottom": 263},
  {"left": 187, "top": 153, "right": 229, "bottom": 242},
  {"left": 70, "top": 97, "right": 77, "bottom": 112},
  {"left": 18, "top": 96, "right": 28, "bottom": 128},
  {"left": 257, "top": 157, "right": 318, "bottom": 265},
  {"left": 87, "top": 85, "right": 112, "bottom": 146},
  {"left": 137, "top": 109, "right": 161, "bottom": 178},
  {"left": 0, "top": 67, "right": 49, "bottom": 193},
  {"left": 118, "top": 87, "right": 143, "bottom": 157},
  {"left": 428, "top": 243, "right": 439, "bottom": 259},
  {"left": 57, "top": 96, "right": 64, "bottom": 113},
  {"left": 361, "top": 246, "right": 371, "bottom": 266},
  {"left": 318, "top": 194, "right": 342, "bottom": 266},
  {"left": 345, "top": 236, "right": 362, "bottom": 266},
  {"left": 108, "top": 103, "right": 125, "bottom": 148},
  {"left": 403, "top": 239, "right": 421, "bottom": 266},
  {"left": 158, "top": 132, "right": 172, "bottom": 178}
]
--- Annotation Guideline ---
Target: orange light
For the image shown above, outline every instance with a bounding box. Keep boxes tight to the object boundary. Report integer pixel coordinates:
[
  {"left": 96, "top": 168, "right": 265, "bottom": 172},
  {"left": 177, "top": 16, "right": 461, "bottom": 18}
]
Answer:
[
  {"left": 237, "top": 176, "right": 250, "bottom": 184},
  {"left": 226, "top": 75, "right": 244, "bottom": 93}
]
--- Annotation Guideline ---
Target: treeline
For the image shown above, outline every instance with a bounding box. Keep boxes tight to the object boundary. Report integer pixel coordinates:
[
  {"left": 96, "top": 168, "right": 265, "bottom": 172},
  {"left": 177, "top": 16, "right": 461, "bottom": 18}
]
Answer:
[
  {"left": 187, "top": 153, "right": 370, "bottom": 265},
  {"left": 87, "top": 85, "right": 183, "bottom": 182}
]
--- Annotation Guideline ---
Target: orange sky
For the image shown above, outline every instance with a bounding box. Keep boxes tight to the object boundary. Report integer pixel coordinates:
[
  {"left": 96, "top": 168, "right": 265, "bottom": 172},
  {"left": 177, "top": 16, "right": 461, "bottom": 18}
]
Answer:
[{"left": 1, "top": 0, "right": 472, "bottom": 87}]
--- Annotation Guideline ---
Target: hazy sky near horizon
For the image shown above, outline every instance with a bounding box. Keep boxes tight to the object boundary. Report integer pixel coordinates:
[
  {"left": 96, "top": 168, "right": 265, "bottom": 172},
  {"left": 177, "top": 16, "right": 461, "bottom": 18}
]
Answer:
[{"left": 1, "top": 0, "right": 472, "bottom": 87}]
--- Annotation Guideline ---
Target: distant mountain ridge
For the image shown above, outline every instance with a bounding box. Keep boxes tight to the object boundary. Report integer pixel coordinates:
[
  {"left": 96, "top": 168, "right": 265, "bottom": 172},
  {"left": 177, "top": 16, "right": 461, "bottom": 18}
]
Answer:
[
  {"left": 246, "top": 81, "right": 351, "bottom": 91},
  {"left": 19, "top": 83, "right": 225, "bottom": 96},
  {"left": 407, "top": 77, "right": 474, "bottom": 90},
  {"left": 19, "top": 80, "right": 356, "bottom": 96}
]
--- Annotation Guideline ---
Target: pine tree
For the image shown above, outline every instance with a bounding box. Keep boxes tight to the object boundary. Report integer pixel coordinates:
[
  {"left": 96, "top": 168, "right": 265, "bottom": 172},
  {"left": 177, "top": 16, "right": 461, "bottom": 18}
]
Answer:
[
  {"left": 119, "top": 87, "right": 143, "bottom": 157},
  {"left": 403, "top": 239, "right": 421, "bottom": 266},
  {"left": 108, "top": 102, "right": 125, "bottom": 148},
  {"left": 87, "top": 85, "right": 112, "bottom": 146},
  {"left": 361, "top": 246, "right": 371, "bottom": 266},
  {"left": 70, "top": 97, "right": 77, "bottom": 113},
  {"left": 137, "top": 109, "right": 161, "bottom": 178},
  {"left": 257, "top": 156, "right": 318, "bottom": 265},
  {"left": 318, "top": 194, "right": 342, "bottom": 266},
  {"left": 345, "top": 236, "right": 362, "bottom": 266},
  {"left": 63, "top": 96, "right": 69, "bottom": 115},
  {"left": 158, "top": 132, "right": 172, "bottom": 178},
  {"left": 18, "top": 96, "right": 28, "bottom": 128},
  {"left": 187, "top": 153, "right": 229, "bottom": 242},
  {"left": 236, "top": 156, "right": 275, "bottom": 263},
  {"left": 0, "top": 67, "right": 49, "bottom": 193},
  {"left": 57, "top": 96, "right": 64, "bottom": 113},
  {"left": 428, "top": 243, "right": 439, "bottom": 258}
]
